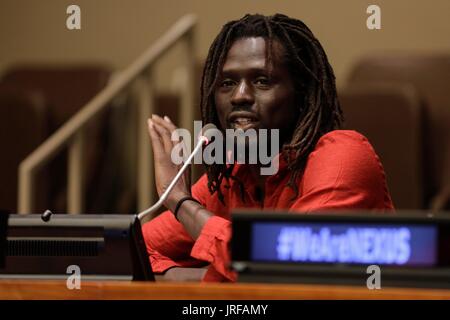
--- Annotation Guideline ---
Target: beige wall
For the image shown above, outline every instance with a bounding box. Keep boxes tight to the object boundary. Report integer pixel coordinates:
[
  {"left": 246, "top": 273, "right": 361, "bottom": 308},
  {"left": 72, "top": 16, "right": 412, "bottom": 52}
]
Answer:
[{"left": 1, "top": 0, "right": 450, "bottom": 90}]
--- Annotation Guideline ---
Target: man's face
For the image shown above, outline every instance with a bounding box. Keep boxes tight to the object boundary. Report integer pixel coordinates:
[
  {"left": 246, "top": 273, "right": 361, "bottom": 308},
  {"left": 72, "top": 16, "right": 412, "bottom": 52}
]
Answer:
[{"left": 214, "top": 37, "right": 299, "bottom": 145}]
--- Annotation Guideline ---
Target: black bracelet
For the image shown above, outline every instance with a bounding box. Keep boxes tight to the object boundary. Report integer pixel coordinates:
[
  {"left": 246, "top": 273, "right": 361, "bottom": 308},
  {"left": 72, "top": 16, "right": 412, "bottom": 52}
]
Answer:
[{"left": 173, "top": 196, "right": 201, "bottom": 220}]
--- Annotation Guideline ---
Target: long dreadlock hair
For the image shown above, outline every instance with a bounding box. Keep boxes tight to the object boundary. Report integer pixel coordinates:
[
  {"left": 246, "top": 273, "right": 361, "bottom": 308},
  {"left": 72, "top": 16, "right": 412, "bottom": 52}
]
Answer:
[{"left": 200, "top": 13, "right": 343, "bottom": 204}]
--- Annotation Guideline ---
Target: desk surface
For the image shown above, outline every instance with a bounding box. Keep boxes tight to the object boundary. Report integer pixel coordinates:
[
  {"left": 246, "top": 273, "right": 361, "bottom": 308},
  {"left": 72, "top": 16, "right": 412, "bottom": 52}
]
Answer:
[{"left": 1, "top": 280, "right": 450, "bottom": 299}]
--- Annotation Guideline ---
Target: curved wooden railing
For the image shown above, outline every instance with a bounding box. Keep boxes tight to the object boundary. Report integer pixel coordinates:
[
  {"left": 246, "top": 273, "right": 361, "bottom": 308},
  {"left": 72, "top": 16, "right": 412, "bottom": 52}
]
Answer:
[{"left": 18, "top": 14, "right": 197, "bottom": 214}]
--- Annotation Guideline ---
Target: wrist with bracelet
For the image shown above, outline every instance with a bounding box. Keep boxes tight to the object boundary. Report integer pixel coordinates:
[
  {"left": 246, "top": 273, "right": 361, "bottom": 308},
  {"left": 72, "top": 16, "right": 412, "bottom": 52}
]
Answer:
[{"left": 173, "top": 196, "right": 201, "bottom": 220}]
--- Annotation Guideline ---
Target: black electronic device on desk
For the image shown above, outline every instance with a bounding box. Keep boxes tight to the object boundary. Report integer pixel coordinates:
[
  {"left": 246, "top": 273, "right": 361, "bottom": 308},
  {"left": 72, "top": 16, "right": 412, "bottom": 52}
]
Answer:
[
  {"left": 0, "top": 213, "right": 154, "bottom": 281},
  {"left": 231, "top": 211, "right": 450, "bottom": 288}
]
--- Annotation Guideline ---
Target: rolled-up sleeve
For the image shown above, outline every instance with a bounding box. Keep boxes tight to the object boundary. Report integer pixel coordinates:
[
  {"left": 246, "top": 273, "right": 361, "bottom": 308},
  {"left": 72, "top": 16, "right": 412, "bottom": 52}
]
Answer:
[
  {"left": 141, "top": 174, "right": 212, "bottom": 274},
  {"left": 190, "top": 216, "right": 237, "bottom": 282}
]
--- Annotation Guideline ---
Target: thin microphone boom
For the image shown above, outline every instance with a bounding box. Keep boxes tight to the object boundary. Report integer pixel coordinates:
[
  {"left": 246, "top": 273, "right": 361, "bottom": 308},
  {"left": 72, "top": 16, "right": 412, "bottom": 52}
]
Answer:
[{"left": 137, "top": 124, "right": 216, "bottom": 223}]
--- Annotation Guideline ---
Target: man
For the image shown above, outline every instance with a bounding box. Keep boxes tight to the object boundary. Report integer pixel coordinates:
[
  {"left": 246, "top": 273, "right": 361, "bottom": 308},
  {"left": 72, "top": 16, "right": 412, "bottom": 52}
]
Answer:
[{"left": 142, "top": 14, "right": 394, "bottom": 282}]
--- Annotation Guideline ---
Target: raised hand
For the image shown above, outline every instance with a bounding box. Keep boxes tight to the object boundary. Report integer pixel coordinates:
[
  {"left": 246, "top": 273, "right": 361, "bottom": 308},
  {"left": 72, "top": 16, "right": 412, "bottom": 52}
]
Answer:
[{"left": 147, "top": 114, "right": 191, "bottom": 212}]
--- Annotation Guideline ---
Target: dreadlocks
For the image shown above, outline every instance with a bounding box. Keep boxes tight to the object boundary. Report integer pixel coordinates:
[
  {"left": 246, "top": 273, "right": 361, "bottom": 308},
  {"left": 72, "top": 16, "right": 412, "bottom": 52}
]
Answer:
[{"left": 200, "top": 13, "right": 343, "bottom": 204}]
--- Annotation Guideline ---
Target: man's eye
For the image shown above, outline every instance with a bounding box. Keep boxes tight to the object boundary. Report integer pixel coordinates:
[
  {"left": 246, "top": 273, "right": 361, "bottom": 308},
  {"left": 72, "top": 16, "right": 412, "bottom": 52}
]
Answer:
[
  {"left": 221, "top": 80, "right": 235, "bottom": 87},
  {"left": 255, "top": 77, "right": 270, "bottom": 85}
]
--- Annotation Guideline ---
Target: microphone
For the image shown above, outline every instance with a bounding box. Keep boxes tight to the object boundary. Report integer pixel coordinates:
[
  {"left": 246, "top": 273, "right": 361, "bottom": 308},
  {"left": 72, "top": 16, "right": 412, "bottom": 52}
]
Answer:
[{"left": 137, "top": 123, "right": 217, "bottom": 223}]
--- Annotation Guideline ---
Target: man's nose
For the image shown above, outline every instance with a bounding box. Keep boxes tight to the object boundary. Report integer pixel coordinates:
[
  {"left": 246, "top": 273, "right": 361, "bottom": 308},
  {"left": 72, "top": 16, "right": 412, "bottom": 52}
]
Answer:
[{"left": 231, "top": 80, "right": 254, "bottom": 107}]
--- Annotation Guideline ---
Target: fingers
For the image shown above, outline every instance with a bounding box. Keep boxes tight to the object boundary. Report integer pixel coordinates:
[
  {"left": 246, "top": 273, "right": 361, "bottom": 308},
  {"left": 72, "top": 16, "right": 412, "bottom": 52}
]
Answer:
[
  {"left": 163, "top": 115, "right": 178, "bottom": 133},
  {"left": 147, "top": 115, "right": 192, "bottom": 199},
  {"left": 148, "top": 114, "right": 183, "bottom": 159},
  {"left": 147, "top": 119, "right": 165, "bottom": 159},
  {"left": 151, "top": 115, "right": 177, "bottom": 153},
  {"left": 152, "top": 114, "right": 177, "bottom": 133}
]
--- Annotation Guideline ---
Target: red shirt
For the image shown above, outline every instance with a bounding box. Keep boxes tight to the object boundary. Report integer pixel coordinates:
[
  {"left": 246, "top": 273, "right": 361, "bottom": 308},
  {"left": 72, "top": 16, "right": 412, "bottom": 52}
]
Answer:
[{"left": 142, "top": 130, "right": 394, "bottom": 282}]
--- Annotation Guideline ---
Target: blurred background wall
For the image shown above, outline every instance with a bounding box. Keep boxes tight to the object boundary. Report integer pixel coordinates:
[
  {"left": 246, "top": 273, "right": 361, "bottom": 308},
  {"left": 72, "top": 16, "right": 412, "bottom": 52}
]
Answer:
[{"left": 1, "top": 0, "right": 450, "bottom": 90}]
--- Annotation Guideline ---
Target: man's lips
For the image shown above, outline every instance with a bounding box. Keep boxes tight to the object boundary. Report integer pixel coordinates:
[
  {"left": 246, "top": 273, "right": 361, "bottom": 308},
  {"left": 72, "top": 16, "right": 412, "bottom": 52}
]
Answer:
[{"left": 227, "top": 111, "right": 259, "bottom": 129}]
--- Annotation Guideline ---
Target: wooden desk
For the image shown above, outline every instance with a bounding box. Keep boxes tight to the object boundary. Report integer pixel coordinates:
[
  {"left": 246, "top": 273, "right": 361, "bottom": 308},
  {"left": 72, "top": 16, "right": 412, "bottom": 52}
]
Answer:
[{"left": 1, "top": 280, "right": 450, "bottom": 299}]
